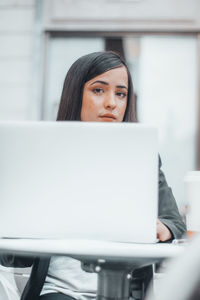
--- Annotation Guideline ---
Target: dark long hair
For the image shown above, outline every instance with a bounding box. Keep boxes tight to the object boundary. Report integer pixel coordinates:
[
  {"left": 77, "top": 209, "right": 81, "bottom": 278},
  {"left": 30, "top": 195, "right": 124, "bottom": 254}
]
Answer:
[{"left": 57, "top": 51, "right": 137, "bottom": 122}]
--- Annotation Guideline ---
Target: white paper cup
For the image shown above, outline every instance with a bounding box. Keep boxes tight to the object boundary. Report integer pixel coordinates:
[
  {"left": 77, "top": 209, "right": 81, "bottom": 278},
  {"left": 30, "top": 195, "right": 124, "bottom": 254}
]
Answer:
[{"left": 184, "top": 171, "right": 200, "bottom": 237}]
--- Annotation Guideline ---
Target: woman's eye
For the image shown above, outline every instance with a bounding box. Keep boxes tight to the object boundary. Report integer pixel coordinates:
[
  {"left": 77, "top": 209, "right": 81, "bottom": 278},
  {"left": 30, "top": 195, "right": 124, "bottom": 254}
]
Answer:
[
  {"left": 117, "top": 92, "right": 126, "bottom": 98},
  {"left": 93, "top": 88, "right": 104, "bottom": 94}
]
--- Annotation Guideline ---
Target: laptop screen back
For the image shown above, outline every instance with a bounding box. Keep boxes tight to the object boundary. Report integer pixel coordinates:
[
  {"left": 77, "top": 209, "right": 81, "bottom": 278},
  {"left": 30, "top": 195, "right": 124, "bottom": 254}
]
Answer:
[{"left": 0, "top": 122, "right": 158, "bottom": 243}]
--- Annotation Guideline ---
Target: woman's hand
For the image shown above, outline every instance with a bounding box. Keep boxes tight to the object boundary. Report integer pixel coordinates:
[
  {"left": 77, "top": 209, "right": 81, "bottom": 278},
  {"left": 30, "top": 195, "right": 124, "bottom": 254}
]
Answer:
[{"left": 157, "top": 219, "right": 172, "bottom": 241}]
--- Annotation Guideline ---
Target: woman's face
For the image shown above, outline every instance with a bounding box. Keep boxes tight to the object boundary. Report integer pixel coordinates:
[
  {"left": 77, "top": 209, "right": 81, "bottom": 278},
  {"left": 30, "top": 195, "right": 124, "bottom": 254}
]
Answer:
[{"left": 81, "top": 66, "right": 128, "bottom": 122}]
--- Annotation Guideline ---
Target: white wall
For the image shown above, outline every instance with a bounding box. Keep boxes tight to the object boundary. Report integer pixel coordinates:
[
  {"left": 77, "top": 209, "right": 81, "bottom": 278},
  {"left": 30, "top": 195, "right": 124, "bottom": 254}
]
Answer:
[{"left": 0, "top": 0, "right": 35, "bottom": 120}]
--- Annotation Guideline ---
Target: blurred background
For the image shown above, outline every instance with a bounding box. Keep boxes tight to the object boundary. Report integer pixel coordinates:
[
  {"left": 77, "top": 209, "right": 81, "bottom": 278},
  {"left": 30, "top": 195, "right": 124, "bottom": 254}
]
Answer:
[{"left": 0, "top": 0, "right": 200, "bottom": 216}]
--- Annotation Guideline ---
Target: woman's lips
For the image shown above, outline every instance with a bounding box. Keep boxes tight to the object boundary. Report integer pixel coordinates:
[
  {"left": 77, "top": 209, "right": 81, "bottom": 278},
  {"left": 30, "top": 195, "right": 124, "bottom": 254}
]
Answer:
[{"left": 100, "top": 114, "right": 117, "bottom": 121}]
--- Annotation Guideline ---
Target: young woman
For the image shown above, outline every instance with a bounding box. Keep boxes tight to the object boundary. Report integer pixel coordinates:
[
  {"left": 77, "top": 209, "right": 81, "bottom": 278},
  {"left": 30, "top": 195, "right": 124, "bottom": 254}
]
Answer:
[{"left": 0, "top": 51, "right": 186, "bottom": 300}]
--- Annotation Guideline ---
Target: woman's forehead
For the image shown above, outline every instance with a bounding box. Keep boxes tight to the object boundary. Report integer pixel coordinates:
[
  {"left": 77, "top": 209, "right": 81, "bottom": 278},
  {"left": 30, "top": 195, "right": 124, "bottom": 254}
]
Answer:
[{"left": 85, "top": 66, "right": 128, "bottom": 86}]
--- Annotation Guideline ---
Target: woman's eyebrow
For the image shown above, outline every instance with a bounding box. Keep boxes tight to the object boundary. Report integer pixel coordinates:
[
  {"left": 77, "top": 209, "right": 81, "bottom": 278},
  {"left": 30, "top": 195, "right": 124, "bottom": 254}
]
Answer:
[
  {"left": 90, "top": 81, "right": 128, "bottom": 90},
  {"left": 90, "top": 80, "right": 108, "bottom": 86},
  {"left": 117, "top": 85, "right": 128, "bottom": 90}
]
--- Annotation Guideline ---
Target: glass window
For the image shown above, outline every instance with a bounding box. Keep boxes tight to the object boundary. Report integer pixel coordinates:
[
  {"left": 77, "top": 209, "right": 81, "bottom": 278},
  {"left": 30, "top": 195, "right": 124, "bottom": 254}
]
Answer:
[{"left": 124, "top": 35, "right": 198, "bottom": 212}]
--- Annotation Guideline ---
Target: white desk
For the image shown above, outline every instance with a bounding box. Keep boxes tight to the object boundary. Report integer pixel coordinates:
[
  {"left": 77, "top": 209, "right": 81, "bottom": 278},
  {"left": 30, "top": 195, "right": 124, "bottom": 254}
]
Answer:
[
  {"left": 0, "top": 239, "right": 185, "bottom": 300},
  {"left": 0, "top": 238, "right": 184, "bottom": 261}
]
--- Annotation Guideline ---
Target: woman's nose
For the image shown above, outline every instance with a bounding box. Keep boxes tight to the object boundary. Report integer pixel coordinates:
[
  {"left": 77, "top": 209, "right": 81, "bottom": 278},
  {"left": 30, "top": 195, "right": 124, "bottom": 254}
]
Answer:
[{"left": 104, "top": 92, "right": 117, "bottom": 109}]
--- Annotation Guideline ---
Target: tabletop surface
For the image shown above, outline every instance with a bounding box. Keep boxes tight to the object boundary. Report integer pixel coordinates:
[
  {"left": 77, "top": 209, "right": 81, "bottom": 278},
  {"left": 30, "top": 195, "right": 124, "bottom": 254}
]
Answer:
[{"left": 0, "top": 238, "right": 185, "bottom": 265}]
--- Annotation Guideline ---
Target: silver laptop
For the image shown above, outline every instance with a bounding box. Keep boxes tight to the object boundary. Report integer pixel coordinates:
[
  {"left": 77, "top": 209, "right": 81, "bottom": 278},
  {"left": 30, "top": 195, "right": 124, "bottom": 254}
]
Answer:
[{"left": 0, "top": 121, "right": 158, "bottom": 243}]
